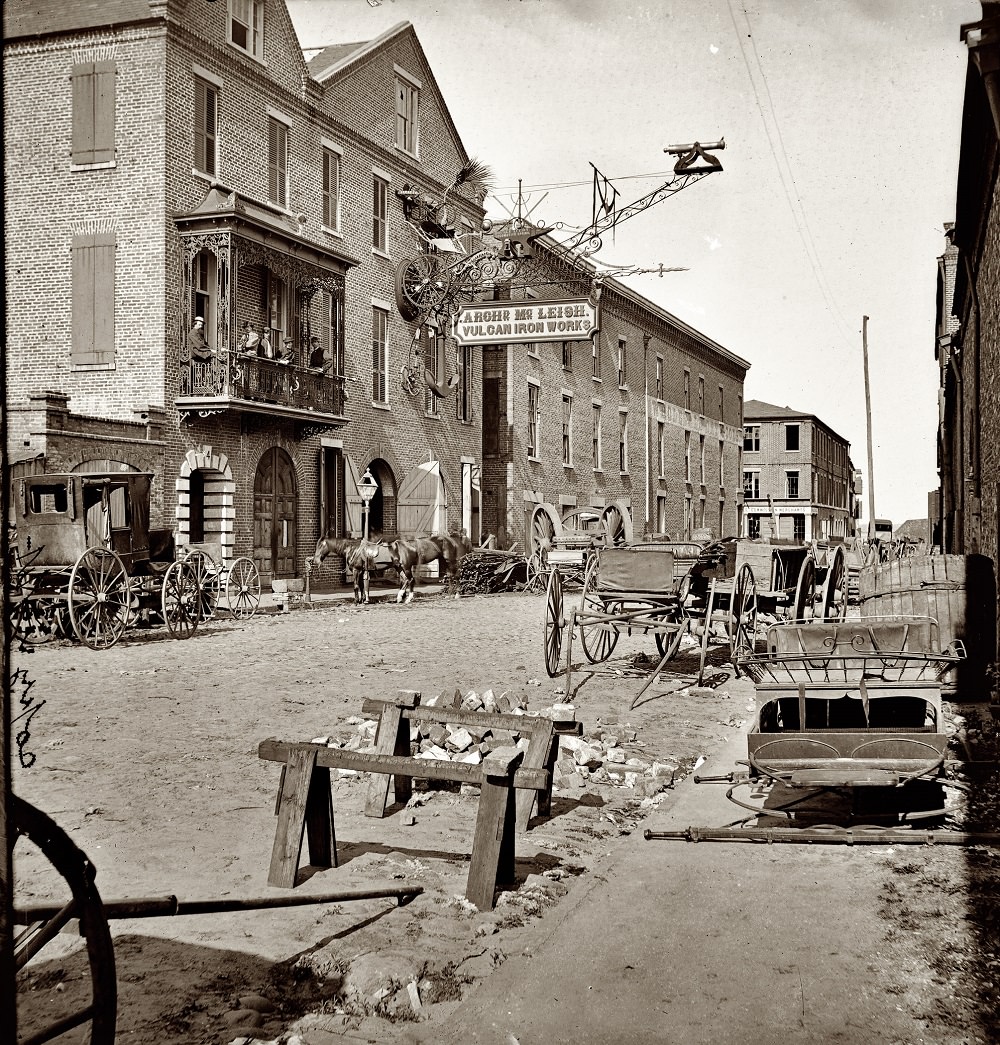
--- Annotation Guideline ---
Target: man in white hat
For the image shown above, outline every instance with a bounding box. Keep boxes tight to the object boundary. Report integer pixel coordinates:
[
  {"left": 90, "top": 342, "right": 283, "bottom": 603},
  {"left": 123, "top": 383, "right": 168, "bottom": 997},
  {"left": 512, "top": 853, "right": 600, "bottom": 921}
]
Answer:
[{"left": 189, "top": 316, "right": 213, "bottom": 361}]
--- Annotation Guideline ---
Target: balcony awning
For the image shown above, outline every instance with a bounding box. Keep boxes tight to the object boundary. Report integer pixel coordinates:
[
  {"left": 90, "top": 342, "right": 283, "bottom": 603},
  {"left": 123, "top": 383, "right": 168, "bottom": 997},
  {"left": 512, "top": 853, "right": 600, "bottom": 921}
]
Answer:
[{"left": 175, "top": 186, "right": 359, "bottom": 279}]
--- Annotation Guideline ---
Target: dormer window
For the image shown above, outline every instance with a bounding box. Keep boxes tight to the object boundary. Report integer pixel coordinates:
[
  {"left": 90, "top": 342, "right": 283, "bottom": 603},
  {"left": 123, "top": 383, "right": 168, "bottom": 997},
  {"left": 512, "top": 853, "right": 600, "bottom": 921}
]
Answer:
[
  {"left": 229, "top": 0, "right": 263, "bottom": 59},
  {"left": 394, "top": 66, "right": 420, "bottom": 156}
]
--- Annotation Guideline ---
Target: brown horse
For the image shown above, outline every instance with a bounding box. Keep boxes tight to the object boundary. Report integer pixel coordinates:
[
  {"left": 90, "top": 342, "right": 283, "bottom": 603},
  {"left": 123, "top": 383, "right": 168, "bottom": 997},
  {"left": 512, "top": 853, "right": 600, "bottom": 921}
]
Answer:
[
  {"left": 310, "top": 536, "right": 383, "bottom": 604},
  {"left": 389, "top": 531, "right": 472, "bottom": 603}
]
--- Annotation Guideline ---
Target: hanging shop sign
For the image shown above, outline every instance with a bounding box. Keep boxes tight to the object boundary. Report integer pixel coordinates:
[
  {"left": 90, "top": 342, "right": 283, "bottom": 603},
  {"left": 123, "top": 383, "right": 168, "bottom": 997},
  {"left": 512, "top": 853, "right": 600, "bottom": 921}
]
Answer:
[{"left": 454, "top": 297, "right": 599, "bottom": 346}]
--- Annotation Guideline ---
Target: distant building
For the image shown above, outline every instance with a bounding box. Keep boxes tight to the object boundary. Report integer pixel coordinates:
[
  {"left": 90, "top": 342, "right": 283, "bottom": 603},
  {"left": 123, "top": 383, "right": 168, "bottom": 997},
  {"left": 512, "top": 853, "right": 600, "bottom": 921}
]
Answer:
[{"left": 741, "top": 400, "right": 854, "bottom": 542}]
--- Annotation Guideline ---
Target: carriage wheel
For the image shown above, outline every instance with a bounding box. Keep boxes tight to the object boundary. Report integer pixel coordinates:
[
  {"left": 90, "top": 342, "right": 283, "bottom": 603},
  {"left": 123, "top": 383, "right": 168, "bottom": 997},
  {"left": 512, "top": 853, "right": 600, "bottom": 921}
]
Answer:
[
  {"left": 792, "top": 554, "right": 817, "bottom": 622},
  {"left": 395, "top": 255, "right": 447, "bottom": 320},
  {"left": 14, "top": 795, "right": 117, "bottom": 1045},
  {"left": 162, "top": 560, "right": 200, "bottom": 639},
  {"left": 524, "top": 552, "right": 546, "bottom": 593},
  {"left": 578, "top": 556, "right": 620, "bottom": 664},
  {"left": 226, "top": 557, "right": 261, "bottom": 619},
  {"left": 543, "top": 567, "right": 565, "bottom": 677},
  {"left": 11, "top": 589, "right": 68, "bottom": 646},
  {"left": 529, "top": 503, "right": 562, "bottom": 559},
  {"left": 184, "top": 550, "right": 221, "bottom": 622},
  {"left": 820, "top": 545, "right": 847, "bottom": 621},
  {"left": 68, "top": 549, "right": 130, "bottom": 651},
  {"left": 600, "top": 502, "right": 632, "bottom": 547},
  {"left": 730, "top": 564, "right": 759, "bottom": 671}
]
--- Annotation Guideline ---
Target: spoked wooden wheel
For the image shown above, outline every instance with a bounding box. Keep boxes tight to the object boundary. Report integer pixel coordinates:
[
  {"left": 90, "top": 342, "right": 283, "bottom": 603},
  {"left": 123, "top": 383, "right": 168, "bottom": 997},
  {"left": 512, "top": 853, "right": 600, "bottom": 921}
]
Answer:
[
  {"left": 67, "top": 549, "right": 130, "bottom": 650},
  {"left": 543, "top": 567, "right": 565, "bottom": 677},
  {"left": 11, "top": 587, "right": 68, "bottom": 647},
  {"left": 529, "top": 503, "right": 561, "bottom": 560},
  {"left": 730, "top": 564, "right": 758, "bottom": 672},
  {"left": 225, "top": 557, "right": 261, "bottom": 619},
  {"left": 792, "top": 554, "right": 817, "bottom": 622},
  {"left": 14, "top": 795, "right": 117, "bottom": 1045},
  {"left": 820, "top": 544, "right": 847, "bottom": 621},
  {"left": 524, "top": 551, "right": 547, "bottom": 593},
  {"left": 578, "top": 556, "right": 619, "bottom": 663},
  {"left": 161, "top": 560, "right": 200, "bottom": 639},
  {"left": 184, "top": 550, "right": 221, "bottom": 622},
  {"left": 600, "top": 502, "right": 632, "bottom": 547}
]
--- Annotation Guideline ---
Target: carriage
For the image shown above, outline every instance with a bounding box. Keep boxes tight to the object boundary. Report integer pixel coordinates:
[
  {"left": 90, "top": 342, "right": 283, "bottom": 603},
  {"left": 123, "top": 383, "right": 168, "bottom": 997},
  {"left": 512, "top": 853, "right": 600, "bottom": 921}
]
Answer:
[
  {"left": 7, "top": 471, "right": 259, "bottom": 650},
  {"left": 525, "top": 500, "right": 633, "bottom": 591}
]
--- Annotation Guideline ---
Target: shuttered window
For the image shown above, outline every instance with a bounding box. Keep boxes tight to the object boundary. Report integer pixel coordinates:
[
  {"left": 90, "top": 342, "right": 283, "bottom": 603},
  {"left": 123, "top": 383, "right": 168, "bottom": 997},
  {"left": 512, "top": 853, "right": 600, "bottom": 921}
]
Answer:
[
  {"left": 372, "top": 307, "right": 388, "bottom": 404},
  {"left": 268, "top": 117, "right": 288, "bottom": 207},
  {"left": 395, "top": 76, "right": 419, "bottom": 154},
  {"left": 72, "top": 232, "right": 116, "bottom": 366},
  {"left": 373, "top": 176, "right": 388, "bottom": 252},
  {"left": 322, "top": 148, "right": 340, "bottom": 230},
  {"left": 71, "top": 61, "right": 116, "bottom": 166},
  {"left": 194, "top": 78, "right": 217, "bottom": 176}
]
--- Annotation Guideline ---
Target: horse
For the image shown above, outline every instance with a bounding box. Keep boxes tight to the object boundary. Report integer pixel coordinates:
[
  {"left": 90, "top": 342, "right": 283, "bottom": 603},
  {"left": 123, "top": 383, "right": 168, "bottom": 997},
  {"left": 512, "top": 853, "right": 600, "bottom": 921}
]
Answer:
[
  {"left": 310, "top": 535, "right": 383, "bottom": 604},
  {"left": 388, "top": 531, "right": 472, "bottom": 603}
]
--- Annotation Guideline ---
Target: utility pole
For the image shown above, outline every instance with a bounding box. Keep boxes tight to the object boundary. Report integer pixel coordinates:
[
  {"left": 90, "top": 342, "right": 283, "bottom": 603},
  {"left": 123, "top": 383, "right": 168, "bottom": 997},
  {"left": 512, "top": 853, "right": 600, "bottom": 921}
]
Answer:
[{"left": 862, "top": 315, "right": 876, "bottom": 540}]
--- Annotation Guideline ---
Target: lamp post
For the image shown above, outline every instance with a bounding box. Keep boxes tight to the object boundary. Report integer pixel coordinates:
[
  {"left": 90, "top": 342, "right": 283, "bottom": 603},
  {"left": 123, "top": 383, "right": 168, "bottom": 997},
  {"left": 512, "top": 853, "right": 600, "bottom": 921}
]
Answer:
[{"left": 359, "top": 469, "right": 377, "bottom": 541}]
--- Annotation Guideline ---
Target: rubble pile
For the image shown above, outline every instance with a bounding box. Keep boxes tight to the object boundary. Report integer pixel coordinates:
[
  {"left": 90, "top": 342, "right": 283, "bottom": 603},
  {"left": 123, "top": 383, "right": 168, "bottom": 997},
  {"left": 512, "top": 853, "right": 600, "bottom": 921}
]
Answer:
[
  {"left": 456, "top": 549, "right": 528, "bottom": 595},
  {"left": 315, "top": 688, "right": 679, "bottom": 796}
]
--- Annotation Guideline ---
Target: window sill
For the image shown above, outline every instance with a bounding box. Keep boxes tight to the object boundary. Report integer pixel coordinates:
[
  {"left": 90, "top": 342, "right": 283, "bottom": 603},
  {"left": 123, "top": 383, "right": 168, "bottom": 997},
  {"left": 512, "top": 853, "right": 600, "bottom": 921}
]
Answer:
[
  {"left": 372, "top": 247, "right": 392, "bottom": 262},
  {"left": 228, "top": 41, "right": 266, "bottom": 66},
  {"left": 71, "top": 361, "right": 116, "bottom": 372},
  {"left": 71, "top": 160, "right": 116, "bottom": 172},
  {"left": 563, "top": 463, "right": 574, "bottom": 471},
  {"left": 592, "top": 376, "right": 602, "bottom": 383},
  {"left": 593, "top": 467, "right": 603, "bottom": 474},
  {"left": 619, "top": 385, "right": 629, "bottom": 393},
  {"left": 528, "top": 455, "right": 540, "bottom": 464},
  {"left": 394, "top": 145, "right": 420, "bottom": 162},
  {"left": 321, "top": 225, "right": 343, "bottom": 239},
  {"left": 372, "top": 401, "right": 391, "bottom": 412}
]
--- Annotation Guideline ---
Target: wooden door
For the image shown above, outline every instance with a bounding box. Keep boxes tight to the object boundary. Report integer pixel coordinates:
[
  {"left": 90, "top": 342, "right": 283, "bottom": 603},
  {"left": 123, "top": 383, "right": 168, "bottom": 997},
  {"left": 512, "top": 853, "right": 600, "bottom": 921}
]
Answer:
[
  {"left": 398, "top": 461, "right": 445, "bottom": 537},
  {"left": 253, "top": 447, "right": 298, "bottom": 578}
]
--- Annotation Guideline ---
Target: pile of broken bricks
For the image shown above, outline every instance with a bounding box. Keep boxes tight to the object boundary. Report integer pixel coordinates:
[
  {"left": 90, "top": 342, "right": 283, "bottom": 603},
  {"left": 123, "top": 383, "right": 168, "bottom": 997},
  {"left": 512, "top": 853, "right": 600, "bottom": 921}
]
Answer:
[{"left": 313, "top": 688, "right": 681, "bottom": 799}]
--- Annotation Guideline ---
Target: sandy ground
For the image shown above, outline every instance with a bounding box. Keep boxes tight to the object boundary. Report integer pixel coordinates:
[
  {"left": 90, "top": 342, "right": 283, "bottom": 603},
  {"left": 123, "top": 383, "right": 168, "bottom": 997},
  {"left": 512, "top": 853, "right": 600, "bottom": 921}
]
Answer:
[{"left": 12, "top": 583, "right": 1000, "bottom": 1044}]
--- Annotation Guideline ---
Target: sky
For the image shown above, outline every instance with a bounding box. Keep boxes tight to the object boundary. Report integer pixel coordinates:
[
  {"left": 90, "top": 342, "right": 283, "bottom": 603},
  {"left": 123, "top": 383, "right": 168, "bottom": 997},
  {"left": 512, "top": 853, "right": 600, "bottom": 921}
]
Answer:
[{"left": 288, "top": 0, "right": 981, "bottom": 529}]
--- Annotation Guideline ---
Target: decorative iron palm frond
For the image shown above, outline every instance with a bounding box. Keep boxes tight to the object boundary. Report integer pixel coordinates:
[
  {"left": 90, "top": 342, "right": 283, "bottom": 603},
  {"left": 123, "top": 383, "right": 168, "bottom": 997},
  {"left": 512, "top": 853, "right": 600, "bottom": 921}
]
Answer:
[{"left": 446, "top": 157, "right": 494, "bottom": 199}]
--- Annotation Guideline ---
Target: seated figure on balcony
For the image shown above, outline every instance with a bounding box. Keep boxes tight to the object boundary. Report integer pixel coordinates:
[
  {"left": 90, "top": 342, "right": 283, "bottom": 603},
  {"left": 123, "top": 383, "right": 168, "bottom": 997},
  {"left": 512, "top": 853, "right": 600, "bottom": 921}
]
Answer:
[
  {"left": 277, "top": 337, "right": 295, "bottom": 365},
  {"left": 189, "top": 316, "right": 213, "bottom": 361},
  {"left": 238, "top": 321, "right": 260, "bottom": 356}
]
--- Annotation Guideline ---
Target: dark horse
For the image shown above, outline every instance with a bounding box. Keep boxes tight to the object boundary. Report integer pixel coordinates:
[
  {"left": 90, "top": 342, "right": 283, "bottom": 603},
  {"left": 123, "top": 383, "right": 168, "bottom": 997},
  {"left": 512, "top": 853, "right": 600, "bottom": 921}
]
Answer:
[
  {"left": 310, "top": 536, "right": 384, "bottom": 604},
  {"left": 388, "top": 531, "right": 472, "bottom": 603}
]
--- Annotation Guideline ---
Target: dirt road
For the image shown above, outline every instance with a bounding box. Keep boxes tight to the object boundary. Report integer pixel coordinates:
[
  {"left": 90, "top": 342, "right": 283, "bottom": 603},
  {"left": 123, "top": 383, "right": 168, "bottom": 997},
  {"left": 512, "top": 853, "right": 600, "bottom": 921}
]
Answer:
[{"left": 12, "top": 587, "right": 1000, "bottom": 1044}]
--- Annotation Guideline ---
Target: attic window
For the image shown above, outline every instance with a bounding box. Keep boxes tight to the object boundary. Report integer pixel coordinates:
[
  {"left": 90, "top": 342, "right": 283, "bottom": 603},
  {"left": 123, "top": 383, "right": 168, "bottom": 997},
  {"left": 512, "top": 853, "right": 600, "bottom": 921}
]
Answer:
[
  {"left": 229, "top": 0, "right": 263, "bottom": 60},
  {"left": 394, "top": 67, "right": 420, "bottom": 156}
]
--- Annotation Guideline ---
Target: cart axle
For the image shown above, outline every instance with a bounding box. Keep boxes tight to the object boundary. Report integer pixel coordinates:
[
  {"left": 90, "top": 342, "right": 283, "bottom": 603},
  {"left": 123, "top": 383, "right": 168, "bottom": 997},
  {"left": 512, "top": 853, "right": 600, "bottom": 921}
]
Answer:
[{"left": 643, "top": 826, "right": 1000, "bottom": 846}]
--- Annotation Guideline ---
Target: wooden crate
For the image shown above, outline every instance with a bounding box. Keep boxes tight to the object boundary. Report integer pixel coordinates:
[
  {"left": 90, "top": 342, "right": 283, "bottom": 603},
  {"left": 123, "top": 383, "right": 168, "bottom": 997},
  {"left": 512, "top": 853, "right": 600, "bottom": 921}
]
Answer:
[{"left": 858, "top": 553, "right": 996, "bottom": 699}]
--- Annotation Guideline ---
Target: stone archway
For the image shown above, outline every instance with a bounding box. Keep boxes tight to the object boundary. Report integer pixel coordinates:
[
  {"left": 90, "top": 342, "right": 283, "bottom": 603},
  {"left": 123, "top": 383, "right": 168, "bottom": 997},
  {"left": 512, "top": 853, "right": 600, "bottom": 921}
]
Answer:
[{"left": 176, "top": 447, "right": 236, "bottom": 561}]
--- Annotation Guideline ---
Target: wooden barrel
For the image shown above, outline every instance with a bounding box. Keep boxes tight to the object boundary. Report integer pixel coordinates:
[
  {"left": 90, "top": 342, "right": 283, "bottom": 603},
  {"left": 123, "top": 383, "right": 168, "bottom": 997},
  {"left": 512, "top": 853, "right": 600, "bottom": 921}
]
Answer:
[{"left": 858, "top": 554, "right": 996, "bottom": 699}]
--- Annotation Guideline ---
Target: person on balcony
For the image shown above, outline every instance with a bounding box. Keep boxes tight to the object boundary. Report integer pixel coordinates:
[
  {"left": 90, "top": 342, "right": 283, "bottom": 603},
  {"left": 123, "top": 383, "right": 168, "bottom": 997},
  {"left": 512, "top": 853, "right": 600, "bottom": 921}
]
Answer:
[
  {"left": 308, "top": 335, "right": 326, "bottom": 370},
  {"left": 189, "top": 316, "right": 213, "bottom": 361},
  {"left": 238, "top": 321, "right": 260, "bottom": 356},
  {"left": 277, "top": 337, "right": 295, "bottom": 365},
  {"left": 259, "top": 330, "right": 273, "bottom": 359}
]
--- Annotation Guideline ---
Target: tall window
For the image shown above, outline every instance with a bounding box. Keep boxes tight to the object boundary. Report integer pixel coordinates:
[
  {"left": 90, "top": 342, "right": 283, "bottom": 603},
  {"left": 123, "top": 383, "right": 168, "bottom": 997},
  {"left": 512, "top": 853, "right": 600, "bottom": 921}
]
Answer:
[
  {"left": 718, "top": 385, "right": 725, "bottom": 423},
  {"left": 457, "top": 346, "right": 473, "bottom": 422},
  {"left": 72, "top": 61, "right": 116, "bottom": 166},
  {"left": 592, "top": 338, "right": 601, "bottom": 379},
  {"left": 699, "top": 434, "right": 706, "bottom": 482},
  {"left": 267, "top": 117, "right": 288, "bottom": 207},
  {"left": 395, "top": 74, "right": 419, "bottom": 155},
  {"left": 265, "top": 274, "right": 285, "bottom": 349},
  {"left": 619, "top": 411, "right": 628, "bottom": 471},
  {"left": 698, "top": 375, "right": 705, "bottom": 414},
  {"left": 562, "top": 394, "right": 573, "bottom": 465},
  {"left": 229, "top": 0, "right": 263, "bottom": 58},
  {"left": 685, "top": 431, "right": 691, "bottom": 480},
  {"left": 683, "top": 369, "right": 691, "bottom": 409},
  {"left": 719, "top": 440, "right": 725, "bottom": 486},
  {"left": 786, "top": 470, "right": 800, "bottom": 498},
  {"left": 743, "top": 471, "right": 760, "bottom": 498},
  {"left": 793, "top": 514, "right": 806, "bottom": 541},
  {"left": 372, "top": 307, "right": 388, "bottom": 403},
  {"left": 743, "top": 425, "right": 760, "bottom": 452},
  {"left": 592, "top": 403, "right": 602, "bottom": 470},
  {"left": 320, "top": 289, "right": 344, "bottom": 376},
  {"left": 72, "top": 231, "right": 116, "bottom": 366},
  {"left": 322, "top": 147, "right": 341, "bottom": 231},
  {"left": 527, "top": 382, "right": 540, "bottom": 458},
  {"left": 747, "top": 514, "right": 761, "bottom": 538},
  {"left": 373, "top": 176, "right": 388, "bottom": 252},
  {"left": 657, "top": 421, "right": 665, "bottom": 478},
  {"left": 425, "top": 327, "right": 445, "bottom": 416},
  {"left": 655, "top": 356, "right": 663, "bottom": 399},
  {"left": 192, "top": 250, "right": 214, "bottom": 330},
  {"left": 194, "top": 78, "right": 217, "bottom": 176},
  {"left": 617, "top": 338, "right": 627, "bottom": 387},
  {"left": 785, "top": 424, "right": 800, "bottom": 451},
  {"left": 562, "top": 341, "right": 573, "bottom": 369}
]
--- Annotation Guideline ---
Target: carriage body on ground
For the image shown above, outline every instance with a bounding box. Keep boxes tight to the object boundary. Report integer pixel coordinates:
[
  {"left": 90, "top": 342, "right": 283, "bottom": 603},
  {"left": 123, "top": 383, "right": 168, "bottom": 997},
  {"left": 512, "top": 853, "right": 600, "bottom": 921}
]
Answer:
[
  {"left": 737, "top": 617, "right": 964, "bottom": 790},
  {"left": 8, "top": 471, "right": 259, "bottom": 649}
]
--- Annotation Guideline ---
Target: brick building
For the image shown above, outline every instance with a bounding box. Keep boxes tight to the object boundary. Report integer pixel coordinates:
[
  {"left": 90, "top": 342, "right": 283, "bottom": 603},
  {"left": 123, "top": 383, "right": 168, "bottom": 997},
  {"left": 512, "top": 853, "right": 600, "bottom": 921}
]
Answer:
[
  {"left": 934, "top": 223, "right": 961, "bottom": 553},
  {"left": 4, "top": 3, "right": 485, "bottom": 586},
  {"left": 478, "top": 238, "right": 750, "bottom": 552},
  {"left": 741, "top": 400, "right": 855, "bottom": 542}
]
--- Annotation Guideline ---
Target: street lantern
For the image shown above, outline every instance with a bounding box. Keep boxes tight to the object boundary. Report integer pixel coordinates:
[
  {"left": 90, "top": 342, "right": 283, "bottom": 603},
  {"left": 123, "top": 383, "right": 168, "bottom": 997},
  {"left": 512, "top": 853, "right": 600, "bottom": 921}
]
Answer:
[{"left": 358, "top": 469, "right": 378, "bottom": 540}]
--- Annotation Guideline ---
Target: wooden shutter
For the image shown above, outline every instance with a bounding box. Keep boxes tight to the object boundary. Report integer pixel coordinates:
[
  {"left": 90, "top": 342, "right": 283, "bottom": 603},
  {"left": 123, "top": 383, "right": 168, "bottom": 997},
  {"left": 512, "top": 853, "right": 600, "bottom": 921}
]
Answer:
[
  {"left": 344, "top": 455, "right": 364, "bottom": 538},
  {"left": 72, "top": 232, "right": 116, "bottom": 366},
  {"left": 72, "top": 61, "right": 115, "bottom": 165},
  {"left": 268, "top": 119, "right": 286, "bottom": 206},
  {"left": 194, "top": 79, "right": 216, "bottom": 176}
]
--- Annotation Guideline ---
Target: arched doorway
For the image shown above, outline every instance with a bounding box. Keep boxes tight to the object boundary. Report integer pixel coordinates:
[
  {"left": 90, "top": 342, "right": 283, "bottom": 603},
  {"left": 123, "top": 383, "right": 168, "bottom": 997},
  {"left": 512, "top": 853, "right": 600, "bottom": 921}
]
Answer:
[
  {"left": 345, "top": 457, "right": 396, "bottom": 539},
  {"left": 254, "top": 447, "right": 297, "bottom": 578}
]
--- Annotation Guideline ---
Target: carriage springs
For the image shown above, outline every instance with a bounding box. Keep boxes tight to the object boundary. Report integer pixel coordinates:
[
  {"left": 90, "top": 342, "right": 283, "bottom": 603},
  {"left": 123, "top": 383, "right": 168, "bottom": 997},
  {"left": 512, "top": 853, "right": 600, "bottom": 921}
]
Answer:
[{"left": 456, "top": 300, "right": 595, "bottom": 342}]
